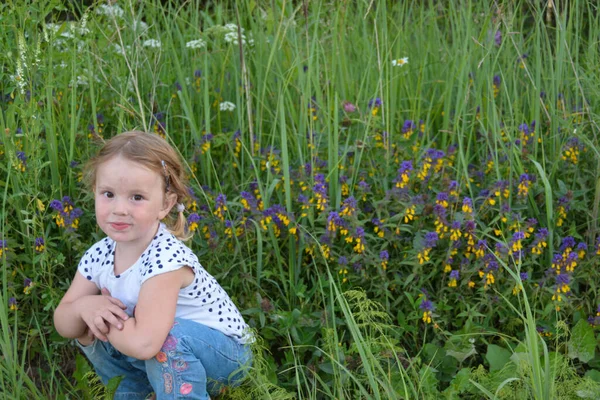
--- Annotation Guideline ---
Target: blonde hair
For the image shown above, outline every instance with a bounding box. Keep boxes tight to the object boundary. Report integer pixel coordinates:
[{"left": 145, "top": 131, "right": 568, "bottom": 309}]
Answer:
[{"left": 84, "top": 131, "right": 191, "bottom": 240}]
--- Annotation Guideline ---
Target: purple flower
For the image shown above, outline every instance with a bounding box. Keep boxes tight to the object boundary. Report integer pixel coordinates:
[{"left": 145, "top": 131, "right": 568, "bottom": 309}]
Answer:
[
  {"left": 560, "top": 236, "right": 576, "bottom": 251},
  {"left": 520, "top": 272, "right": 529, "bottom": 280},
  {"left": 342, "top": 101, "right": 357, "bottom": 113},
  {"left": 424, "top": 231, "right": 439, "bottom": 248},
  {"left": 450, "top": 270, "right": 459, "bottom": 280},
  {"left": 402, "top": 120, "right": 416, "bottom": 134},
  {"left": 495, "top": 30, "right": 502, "bottom": 46},
  {"left": 187, "top": 213, "right": 201, "bottom": 224},
  {"left": 419, "top": 299, "right": 434, "bottom": 311},
  {"left": 338, "top": 256, "right": 348, "bottom": 265},
  {"left": 368, "top": 97, "right": 382, "bottom": 109},
  {"left": 380, "top": 250, "right": 389, "bottom": 261}
]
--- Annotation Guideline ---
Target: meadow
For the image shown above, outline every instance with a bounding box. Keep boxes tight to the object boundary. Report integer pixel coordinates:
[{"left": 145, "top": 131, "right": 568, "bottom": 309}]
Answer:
[{"left": 3, "top": 0, "right": 600, "bottom": 398}]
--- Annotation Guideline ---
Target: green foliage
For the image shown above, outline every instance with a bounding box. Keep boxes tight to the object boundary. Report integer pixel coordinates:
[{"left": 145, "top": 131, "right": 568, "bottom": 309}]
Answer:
[{"left": 3, "top": 0, "right": 600, "bottom": 398}]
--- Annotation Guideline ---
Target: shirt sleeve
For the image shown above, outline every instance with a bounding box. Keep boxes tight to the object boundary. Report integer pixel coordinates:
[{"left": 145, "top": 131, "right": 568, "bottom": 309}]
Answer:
[
  {"left": 76, "top": 238, "right": 112, "bottom": 286},
  {"left": 139, "top": 233, "right": 198, "bottom": 285}
]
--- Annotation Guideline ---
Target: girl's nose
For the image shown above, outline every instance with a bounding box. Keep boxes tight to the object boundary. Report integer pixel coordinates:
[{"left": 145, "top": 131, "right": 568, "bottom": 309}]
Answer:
[{"left": 112, "top": 198, "right": 129, "bottom": 215}]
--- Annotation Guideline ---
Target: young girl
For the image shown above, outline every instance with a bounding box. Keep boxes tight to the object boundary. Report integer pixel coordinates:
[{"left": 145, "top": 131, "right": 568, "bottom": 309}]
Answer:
[{"left": 54, "top": 131, "right": 252, "bottom": 400}]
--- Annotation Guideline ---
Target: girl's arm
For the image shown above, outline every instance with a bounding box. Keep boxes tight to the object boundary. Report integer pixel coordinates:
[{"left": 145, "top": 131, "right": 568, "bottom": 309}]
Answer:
[
  {"left": 106, "top": 267, "right": 191, "bottom": 360},
  {"left": 54, "top": 272, "right": 129, "bottom": 340}
]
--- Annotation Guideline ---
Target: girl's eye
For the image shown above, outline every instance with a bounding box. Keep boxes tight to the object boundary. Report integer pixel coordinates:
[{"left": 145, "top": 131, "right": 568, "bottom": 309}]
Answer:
[
  {"left": 133, "top": 194, "right": 144, "bottom": 201},
  {"left": 103, "top": 191, "right": 114, "bottom": 198}
]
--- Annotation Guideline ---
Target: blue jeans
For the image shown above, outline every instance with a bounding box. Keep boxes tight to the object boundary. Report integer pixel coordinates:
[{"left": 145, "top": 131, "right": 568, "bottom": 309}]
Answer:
[{"left": 77, "top": 318, "right": 252, "bottom": 399}]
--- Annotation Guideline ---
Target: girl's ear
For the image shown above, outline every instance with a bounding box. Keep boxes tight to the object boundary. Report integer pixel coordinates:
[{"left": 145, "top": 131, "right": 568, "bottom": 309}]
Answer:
[{"left": 159, "top": 192, "right": 178, "bottom": 220}]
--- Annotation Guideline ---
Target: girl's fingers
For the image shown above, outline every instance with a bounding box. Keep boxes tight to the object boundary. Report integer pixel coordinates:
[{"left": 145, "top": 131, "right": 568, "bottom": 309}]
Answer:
[
  {"left": 94, "top": 315, "right": 110, "bottom": 334},
  {"left": 106, "top": 296, "right": 127, "bottom": 310},
  {"left": 109, "top": 305, "right": 129, "bottom": 322}
]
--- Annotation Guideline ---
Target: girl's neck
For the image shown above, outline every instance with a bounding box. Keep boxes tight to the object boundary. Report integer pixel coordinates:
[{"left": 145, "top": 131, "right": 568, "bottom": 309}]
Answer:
[{"left": 113, "top": 223, "right": 160, "bottom": 275}]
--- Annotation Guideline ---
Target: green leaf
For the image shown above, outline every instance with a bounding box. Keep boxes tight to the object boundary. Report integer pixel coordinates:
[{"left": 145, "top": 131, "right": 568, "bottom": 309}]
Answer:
[
  {"left": 446, "top": 345, "right": 477, "bottom": 363},
  {"left": 584, "top": 369, "right": 600, "bottom": 383},
  {"left": 486, "top": 344, "right": 512, "bottom": 372},
  {"left": 568, "top": 319, "right": 596, "bottom": 363}
]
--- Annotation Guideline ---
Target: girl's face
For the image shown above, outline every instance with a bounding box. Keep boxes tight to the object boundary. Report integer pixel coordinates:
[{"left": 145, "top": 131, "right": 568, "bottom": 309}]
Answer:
[{"left": 94, "top": 155, "right": 176, "bottom": 253}]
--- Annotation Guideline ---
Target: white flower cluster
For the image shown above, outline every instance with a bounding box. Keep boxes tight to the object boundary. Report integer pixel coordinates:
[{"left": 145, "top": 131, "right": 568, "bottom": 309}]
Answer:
[
  {"left": 112, "top": 43, "right": 131, "bottom": 56},
  {"left": 96, "top": 4, "right": 125, "bottom": 19},
  {"left": 219, "top": 101, "right": 236, "bottom": 111},
  {"left": 143, "top": 39, "right": 162, "bottom": 48},
  {"left": 223, "top": 24, "right": 253, "bottom": 46},
  {"left": 186, "top": 39, "right": 206, "bottom": 49},
  {"left": 132, "top": 20, "right": 149, "bottom": 34}
]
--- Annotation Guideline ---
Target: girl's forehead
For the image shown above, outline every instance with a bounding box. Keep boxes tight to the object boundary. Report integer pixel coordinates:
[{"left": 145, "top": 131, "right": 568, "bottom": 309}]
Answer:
[{"left": 97, "top": 156, "right": 161, "bottom": 180}]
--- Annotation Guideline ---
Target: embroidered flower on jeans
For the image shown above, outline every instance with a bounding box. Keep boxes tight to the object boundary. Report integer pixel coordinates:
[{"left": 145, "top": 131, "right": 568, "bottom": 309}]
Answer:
[
  {"left": 163, "top": 373, "right": 173, "bottom": 394},
  {"left": 180, "top": 383, "right": 193, "bottom": 395},
  {"left": 161, "top": 334, "right": 178, "bottom": 351},
  {"left": 155, "top": 351, "right": 168, "bottom": 363},
  {"left": 172, "top": 359, "right": 188, "bottom": 372}
]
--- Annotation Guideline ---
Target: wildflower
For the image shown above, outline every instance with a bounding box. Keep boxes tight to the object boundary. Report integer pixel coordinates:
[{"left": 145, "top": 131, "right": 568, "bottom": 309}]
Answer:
[
  {"left": 380, "top": 250, "right": 389, "bottom": 270},
  {"left": 417, "top": 149, "right": 445, "bottom": 182},
  {"left": 517, "top": 53, "right": 528, "bottom": 69},
  {"left": 200, "top": 133, "right": 213, "bottom": 154},
  {"left": 474, "top": 240, "right": 486, "bottom": 259},
  {"left": 34, "top": 237, "right": 44, "bottom": 253},
  {"left": 312, "top": 174, "right": 329, "bottom": 212},
  {"left": 404, "top": 204, "right": 416, "bottom": 223},
  {"left": 9, "top": 297, "right": 17, "bottom": 311},
  {"left": 517, "top": 173, "right": 532, "bottom": 198},
  {"left": 327, "top": 212, "right": 341, "bottom": 234},
  {"left": 49, "top": 196, "right": 83, "bottom": 230},
  {"left": 394, "top": 161, "right": 413, "bottom": 189},
  {"left": 531, "top": 228, "right": 548, "bottom": 255},
  {"left": 436, "top": 192, "right": 449, "bottom": 208},
  {"left": 553, "top": 273, "right": 571, "bottom": 302},
  {"left": 219, "top": 101, "right": 236, "bottom": 112},
  {"left": 353, "top": 227, "right": 365, "bottom": 254},
  {"left": 433, "top": 205, "right": 448, "bottom": 238},
  {"left": 23, "top": 278, "right": 34, "bottom": 295},
  {"left": 510, "top": 231, "right": 525, "bottom": 256},
  {"left": 392, "top": 57, "right": 408, "bottom": 67},
  {"left": 143, "top": 39, "right": 162, "bottom": 48},
  {"left": 462, "top": 197, "right": 473, "bottom": 214},
  {"left": 95, "top": 4, "right": 124, "bottom": 18},
  {"left": 308, "top": 97, "right": 318, "bottom": 121},
  {"left": 562, "top": 137, "right": 583, "bottom": 164},
  {"left": 418, "top": 232, "right": 438, "bottom": 264},
  {"left": 0, "top": 239, "right": 7, "bottom": 257},
  {"left": 340, "top": 196, "right": 357, "bottom": 217},
  {"left": 449, "top": 221, "right": 462, "bottom": 241},
  {"left": 372, "top": 218, "right": 385, "bottom": 238},
  {"left": 186, "top": 39, "right": 207, "bottom": 49},
  {"left": 494, "top": 30, "right": 502, "bottom": 46},
  {"left": 152, "top": 112, "right": 166, "bottom": 137},
  {"left": 338, "top": 256, "right": 349, "bottom": 283},
  {"left": 15, "top": 151, "right": 27, "bottom": 172},
  {"left": 402, "top": 120, "right": 416, "bottom": 139},
  {"left": 556, "top": 195, "right": 570, "bottom": 227},
  {"left": 368, "top": 97, "right": 382, "bottom": 116},
  {"left": 187, "top": 213, "right": 202, "bottom": 232},
  {"left": 445, "top": 270, "right": 458, "bottom": 287},
  {"left": 419, "top": 298, "right": 434, "bottom": 324},
  {"left": 492, "top": 75, "right": 501, "bottom": 98},
  {"left": 298, "top": 194, "right": 310, "bottom": 218},
  {"left": 342, "top": 101, "right": 357, "bottom": 113},
  {"left": 518, "top": 121, "right": 536, "bottom": 146},
  {"left": 578, "top": 242, "right": 587, "bottom": 259},
  {"left": 214, "top": 194, "right": 227, "bottom": 221},
  {"left": 357, "top": 180, "right": 370, "bottom": 201}
]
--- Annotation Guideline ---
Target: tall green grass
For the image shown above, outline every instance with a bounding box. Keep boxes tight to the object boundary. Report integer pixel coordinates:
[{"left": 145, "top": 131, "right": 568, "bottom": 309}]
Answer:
[{"left": 2, "top": 0, "right": 600, "bottom": 398}]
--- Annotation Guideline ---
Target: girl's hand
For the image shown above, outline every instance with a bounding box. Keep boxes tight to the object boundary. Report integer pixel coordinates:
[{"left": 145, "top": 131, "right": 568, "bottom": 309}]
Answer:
[{"left": 77, "top": 293, "right": 129, "bottom": 342}]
